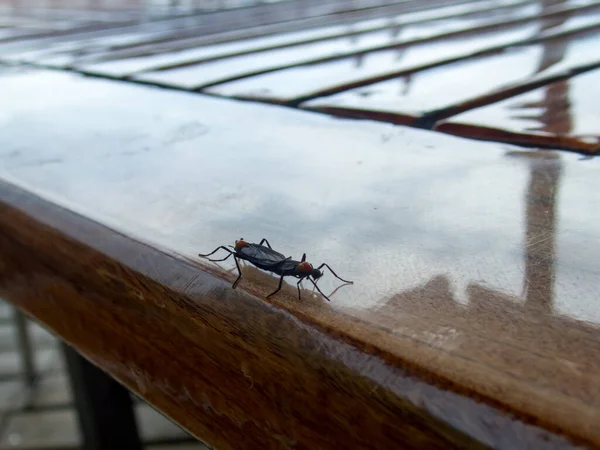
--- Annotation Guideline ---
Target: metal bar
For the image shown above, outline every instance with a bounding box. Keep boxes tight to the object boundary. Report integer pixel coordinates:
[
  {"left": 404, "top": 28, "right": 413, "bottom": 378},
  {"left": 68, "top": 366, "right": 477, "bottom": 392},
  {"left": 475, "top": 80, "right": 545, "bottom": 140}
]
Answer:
[
  {"left": 62, "top": 343, "right": 142, "bottom": 450},
  {"left": 12, "top": 307, "right": 36, "bottom": 388}
]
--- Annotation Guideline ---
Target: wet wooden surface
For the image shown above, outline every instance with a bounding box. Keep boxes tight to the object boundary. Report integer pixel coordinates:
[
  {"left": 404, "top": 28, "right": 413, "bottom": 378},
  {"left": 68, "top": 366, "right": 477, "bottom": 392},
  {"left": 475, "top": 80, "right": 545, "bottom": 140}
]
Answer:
[
  {"left": 0, "top": 0, "right": 599, "bottom": 449},
  {"left": 0, "top": 68, "right": 599, "bottom": 449},
  {"left": 436, "top": 65, "right": 600, "bottom": 151},
  {"left": 2, "top": 0, "right": 598, "bottom": 153}
]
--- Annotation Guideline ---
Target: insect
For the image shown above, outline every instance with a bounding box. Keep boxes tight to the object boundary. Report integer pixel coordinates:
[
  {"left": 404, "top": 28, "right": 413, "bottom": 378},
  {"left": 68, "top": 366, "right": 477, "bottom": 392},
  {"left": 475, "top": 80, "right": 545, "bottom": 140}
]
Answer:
[{"left": 198, "top": 238, "right": 353, "bottom": 301}]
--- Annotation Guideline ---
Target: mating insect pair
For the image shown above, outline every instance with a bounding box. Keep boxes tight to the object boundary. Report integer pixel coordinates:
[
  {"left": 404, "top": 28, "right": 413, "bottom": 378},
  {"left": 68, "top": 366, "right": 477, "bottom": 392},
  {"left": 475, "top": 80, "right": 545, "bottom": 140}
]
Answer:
[{"left": 198, "top": 238, "right": 353, "bottom": 301}]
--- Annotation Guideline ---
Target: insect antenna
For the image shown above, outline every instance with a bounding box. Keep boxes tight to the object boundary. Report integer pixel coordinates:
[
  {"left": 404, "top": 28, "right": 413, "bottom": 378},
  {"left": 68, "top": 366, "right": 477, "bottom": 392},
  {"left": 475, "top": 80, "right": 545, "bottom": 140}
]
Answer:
[{"left": 316, "top": 263, "right": 353, "bottom": 284}]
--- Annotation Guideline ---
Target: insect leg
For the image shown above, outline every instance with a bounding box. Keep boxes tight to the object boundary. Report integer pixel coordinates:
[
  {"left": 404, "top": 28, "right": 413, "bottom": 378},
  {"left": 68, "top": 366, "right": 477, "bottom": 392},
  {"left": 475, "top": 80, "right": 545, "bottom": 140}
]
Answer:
[
  {"left": 296, "top": 278, "right": 304, "bottom": 300},
  {"left": 198, "top": 246, "right": 233, "bottom": 260},
  {"left": 266, "top": 274, "right": 285, "bottom": 299},
  {"left": 209, "top": 252, "right": 233, "bottom": 262},
  {"left": 232, "top": 256, "right": 243, "bottom": 289},
  {"left": 316, "top": 263, "right": 353, "bottom": 284},
  {"left": 308, "top": 277, "right": 331, "bottom": 301},
  {"left": 258, "top": 238, "right": 273, "bottom": 249},
  {"left": 301, "top": 253, "right": 306, "bottom": 262}
]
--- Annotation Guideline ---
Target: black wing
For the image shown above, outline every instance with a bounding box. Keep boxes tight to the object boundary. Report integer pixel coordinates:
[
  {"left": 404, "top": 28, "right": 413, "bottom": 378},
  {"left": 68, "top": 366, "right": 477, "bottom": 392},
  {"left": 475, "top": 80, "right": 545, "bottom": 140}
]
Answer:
[
  {"left": 278, "top": 259, "right": 301, "bottom": 274},
  {"left": 239, "top": 244, "right": 287, "bottom": 267}
]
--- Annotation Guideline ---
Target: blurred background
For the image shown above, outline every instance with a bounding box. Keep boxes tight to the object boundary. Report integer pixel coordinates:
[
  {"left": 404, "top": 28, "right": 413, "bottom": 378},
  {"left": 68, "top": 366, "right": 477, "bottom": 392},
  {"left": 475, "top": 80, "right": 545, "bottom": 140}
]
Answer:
[{"left": 0, "top": 299, "right": 210, "bottom": 450}]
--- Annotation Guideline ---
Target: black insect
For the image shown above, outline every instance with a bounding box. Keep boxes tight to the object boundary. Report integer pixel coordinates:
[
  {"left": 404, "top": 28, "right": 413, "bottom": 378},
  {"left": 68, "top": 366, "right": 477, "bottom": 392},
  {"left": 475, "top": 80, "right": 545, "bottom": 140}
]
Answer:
[{"left": 198, "top": 238, "right": 353, "bottom": 301}]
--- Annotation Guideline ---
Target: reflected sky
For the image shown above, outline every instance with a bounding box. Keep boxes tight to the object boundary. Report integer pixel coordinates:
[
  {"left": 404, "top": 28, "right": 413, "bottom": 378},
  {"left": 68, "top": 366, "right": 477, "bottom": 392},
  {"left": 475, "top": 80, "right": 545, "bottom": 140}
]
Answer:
[{"left": 0, "top": 70, "right": 598, "bottom": 325}]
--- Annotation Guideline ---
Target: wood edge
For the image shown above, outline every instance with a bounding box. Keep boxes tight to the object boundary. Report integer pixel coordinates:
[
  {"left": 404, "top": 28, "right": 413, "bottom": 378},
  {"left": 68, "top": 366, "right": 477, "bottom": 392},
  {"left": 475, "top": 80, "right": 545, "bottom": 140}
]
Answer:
[
  {"left": 435, "top": 122, "right": 600, "bottom": 155},
  {"left": 302, "top": 106, "right": 418, "bottom": 127}
]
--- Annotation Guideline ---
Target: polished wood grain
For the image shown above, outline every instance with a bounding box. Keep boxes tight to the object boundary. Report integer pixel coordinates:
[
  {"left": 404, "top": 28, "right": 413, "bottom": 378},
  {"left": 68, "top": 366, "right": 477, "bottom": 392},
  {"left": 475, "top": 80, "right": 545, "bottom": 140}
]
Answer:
[
  {"left": 1, "top": 68, "right": 599, "bottom": 448},
  {"left": 0, "top": 180, "right": 492, "bottom": 450}
]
